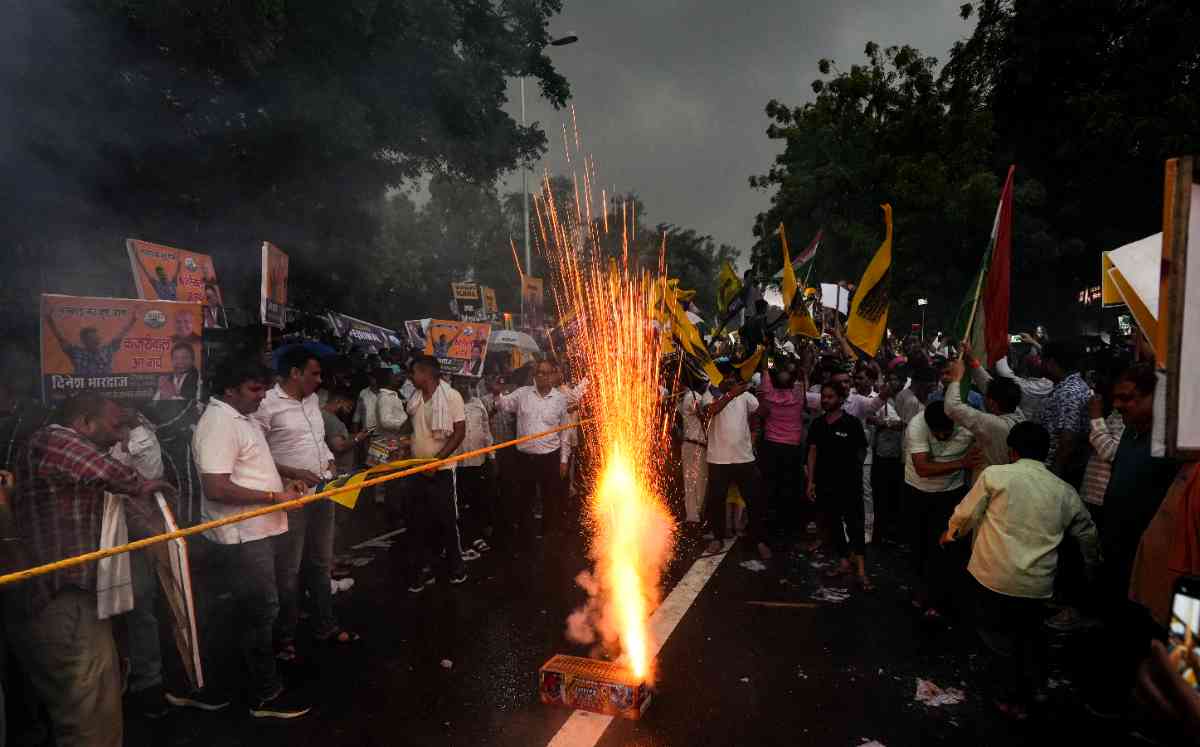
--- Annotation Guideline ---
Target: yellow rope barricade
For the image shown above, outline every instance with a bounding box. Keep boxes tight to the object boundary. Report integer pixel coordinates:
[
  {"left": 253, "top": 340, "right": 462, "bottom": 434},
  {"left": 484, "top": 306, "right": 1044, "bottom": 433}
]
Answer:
[{"left": 0, "top": 418, "right": 593, "bottom": 587}]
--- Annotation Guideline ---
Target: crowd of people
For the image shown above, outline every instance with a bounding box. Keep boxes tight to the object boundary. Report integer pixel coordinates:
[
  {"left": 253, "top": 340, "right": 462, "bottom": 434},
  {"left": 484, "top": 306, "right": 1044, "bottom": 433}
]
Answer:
[
  {"left": 0, "top": 298, "right": 1198, "bottom": 744},
  {"left": 676, "top": 305, "right": 1200, "bottom": 736}
]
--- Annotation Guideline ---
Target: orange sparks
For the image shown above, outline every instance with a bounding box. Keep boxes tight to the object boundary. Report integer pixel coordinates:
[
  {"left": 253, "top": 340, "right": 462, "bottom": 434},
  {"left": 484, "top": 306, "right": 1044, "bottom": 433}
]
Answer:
[
  {"left": 544, "top": 131, "right": 676, "bottom": 683},
  {"left": 509, "top": 238, "right": 525, "bottom": 278}
]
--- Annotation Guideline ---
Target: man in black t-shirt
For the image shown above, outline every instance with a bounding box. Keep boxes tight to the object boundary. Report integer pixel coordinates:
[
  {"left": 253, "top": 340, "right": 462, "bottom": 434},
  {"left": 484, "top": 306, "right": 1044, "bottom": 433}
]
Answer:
[{"left": 806, "top": 383, "right": 871, "bottom": 590}]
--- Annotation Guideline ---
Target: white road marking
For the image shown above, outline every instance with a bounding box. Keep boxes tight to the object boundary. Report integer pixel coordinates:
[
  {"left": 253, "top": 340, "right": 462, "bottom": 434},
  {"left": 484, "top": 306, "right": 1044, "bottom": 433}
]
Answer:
[
  {"left": 546, "top": 539, "right": 735, "bottom": 747},
  {"left": 349, "top": 528, "right": 407, "bottom": 550}
]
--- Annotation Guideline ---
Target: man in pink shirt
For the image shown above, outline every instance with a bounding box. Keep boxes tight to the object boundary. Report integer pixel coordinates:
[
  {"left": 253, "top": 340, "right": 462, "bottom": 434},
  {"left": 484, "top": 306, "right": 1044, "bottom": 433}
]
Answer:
[{"left": 756, "top": 355, "right": 814, "bottom": 543}]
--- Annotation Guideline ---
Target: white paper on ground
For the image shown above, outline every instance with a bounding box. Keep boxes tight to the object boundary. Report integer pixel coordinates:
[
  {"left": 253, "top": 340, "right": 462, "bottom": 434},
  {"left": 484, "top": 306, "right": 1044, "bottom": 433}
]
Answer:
[{"left": 914, "top": 678, "right": 965, "bottom": 706}]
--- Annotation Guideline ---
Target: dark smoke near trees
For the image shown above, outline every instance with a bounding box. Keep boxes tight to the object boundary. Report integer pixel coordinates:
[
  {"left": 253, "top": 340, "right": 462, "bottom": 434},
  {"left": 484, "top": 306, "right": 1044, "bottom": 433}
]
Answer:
[{"left": 0, "top": 0, "right": 570, "bottom": 337}]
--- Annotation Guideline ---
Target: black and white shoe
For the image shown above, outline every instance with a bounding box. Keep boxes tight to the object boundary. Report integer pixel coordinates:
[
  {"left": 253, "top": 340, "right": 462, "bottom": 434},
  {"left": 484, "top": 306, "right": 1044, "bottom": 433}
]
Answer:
[
  {"left": 449, "top": 572, "right": 468, "bottom": 585},
  {"left": 249, "top": 689, "right": 311, "bottom": 720}
]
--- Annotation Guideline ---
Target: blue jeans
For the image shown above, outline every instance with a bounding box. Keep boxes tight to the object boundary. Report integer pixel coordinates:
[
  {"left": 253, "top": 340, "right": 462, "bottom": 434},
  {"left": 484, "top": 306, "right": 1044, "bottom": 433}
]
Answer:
[
  {"left": 201, "top": 536, "right": 282, "bottom": 702},
  {"left": 274, "top": 499, "right": 338, "bottom": 643}
]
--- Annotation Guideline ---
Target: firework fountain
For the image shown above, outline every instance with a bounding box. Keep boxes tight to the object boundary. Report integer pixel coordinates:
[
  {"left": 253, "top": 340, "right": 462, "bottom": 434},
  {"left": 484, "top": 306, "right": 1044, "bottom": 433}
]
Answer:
[{"left": 536, "top": 119, "right": 677, "bottom": 718}]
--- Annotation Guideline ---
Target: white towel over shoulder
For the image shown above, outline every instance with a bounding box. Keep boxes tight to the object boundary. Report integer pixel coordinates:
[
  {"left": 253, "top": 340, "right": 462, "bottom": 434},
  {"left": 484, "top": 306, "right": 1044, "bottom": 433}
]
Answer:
[{"left": 427, "top": 380, "right": 455, "bottom": 438}]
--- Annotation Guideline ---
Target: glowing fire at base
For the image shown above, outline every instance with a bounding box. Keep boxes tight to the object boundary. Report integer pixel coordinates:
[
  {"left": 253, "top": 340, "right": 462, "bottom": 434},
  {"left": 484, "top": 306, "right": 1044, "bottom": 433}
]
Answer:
[
  {"left": 589, "top": 444, "right": 668, "bottom": 680},
  {"left": 536, "top": 139, "right": 676, "bottom": 684}
]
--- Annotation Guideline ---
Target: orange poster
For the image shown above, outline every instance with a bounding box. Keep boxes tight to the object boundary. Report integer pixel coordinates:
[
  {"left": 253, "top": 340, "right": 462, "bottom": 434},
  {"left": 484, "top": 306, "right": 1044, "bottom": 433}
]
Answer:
[
  {"left": 41, "top": 295, "right": 203, "bottom": 404},
  {"left": 424, "top": 320, "right": 491, "bottom": 377},
  {"left": 127, "top": 239, "right": 227, "bottom": 329}
]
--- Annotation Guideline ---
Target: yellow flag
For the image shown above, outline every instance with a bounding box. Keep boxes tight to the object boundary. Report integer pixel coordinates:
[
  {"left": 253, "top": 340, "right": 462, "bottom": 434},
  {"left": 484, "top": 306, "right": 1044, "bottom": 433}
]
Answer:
[
  {"left": 660, "top": 277, "right": 724, "bottom": 386},
  {"left": 846, "top": 204, "right": 893, "bottom": 356},
  {"left": 736, "top": 345, "right": 764, "bottom": 382},
  {"left": 780, "top": 224, "right": 820, "bottom": 338},
  {"left": 327, "top": 458, "right": 436, "bottom": 509},
  {"left": 717, "top": 261, "right": 743, "bottom": 314},
  {"left": 667, "top": 278, "right": 696, "bottom": 303}
]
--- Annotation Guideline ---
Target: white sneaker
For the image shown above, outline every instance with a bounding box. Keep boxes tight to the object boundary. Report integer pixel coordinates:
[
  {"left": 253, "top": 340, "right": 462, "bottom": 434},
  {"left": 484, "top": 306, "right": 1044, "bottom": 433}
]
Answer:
[{"left": 461, "top": 548, "right": 482, "bottom": 561}]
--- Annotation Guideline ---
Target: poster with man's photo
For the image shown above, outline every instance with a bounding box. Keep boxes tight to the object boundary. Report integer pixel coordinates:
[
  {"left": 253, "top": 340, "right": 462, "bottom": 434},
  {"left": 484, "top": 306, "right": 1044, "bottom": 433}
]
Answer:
[
  {"left": 423, "top": 320, "right": 491, "bottom": 377},
  {"left": 126, "top": 239, "right": 227, "bottom": 329},
  {"left": 261, "top": 241, "right": 289, "bottom": 328},
  {"left": 522, "top": 276, "right": 545, "bottom": 329},
  {"left": 40, "top": 294, "right": 203, "bottom": 404}
]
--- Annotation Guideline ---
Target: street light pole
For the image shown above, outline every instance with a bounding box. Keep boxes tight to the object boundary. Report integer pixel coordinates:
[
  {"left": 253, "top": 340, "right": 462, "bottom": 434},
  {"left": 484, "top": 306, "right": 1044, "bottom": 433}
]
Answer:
[
  {"left": 520, "top": 32, "right": 578, "bottom": 279},
  {"left": 521, "top": 76, "right": 530, "bottom": 276}
]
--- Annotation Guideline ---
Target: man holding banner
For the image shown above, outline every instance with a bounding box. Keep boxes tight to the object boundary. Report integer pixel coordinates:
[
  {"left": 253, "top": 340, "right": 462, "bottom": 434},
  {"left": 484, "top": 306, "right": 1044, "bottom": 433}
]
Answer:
[{"left": 7, "top": 392, "right": 176, "bottom": 747}]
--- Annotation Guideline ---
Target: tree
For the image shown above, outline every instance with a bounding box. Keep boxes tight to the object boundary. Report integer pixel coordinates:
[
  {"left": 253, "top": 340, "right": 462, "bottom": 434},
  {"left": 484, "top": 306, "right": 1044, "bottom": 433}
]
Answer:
[
  {"left": 749, "top": 42, "right": 1011, "bottom": 332},
  {"left": 752, "top": 1, "right": 1200, "bottom": 337},
  {"left": 948, "top": 0, "right": 1200, "bottom": 302}
]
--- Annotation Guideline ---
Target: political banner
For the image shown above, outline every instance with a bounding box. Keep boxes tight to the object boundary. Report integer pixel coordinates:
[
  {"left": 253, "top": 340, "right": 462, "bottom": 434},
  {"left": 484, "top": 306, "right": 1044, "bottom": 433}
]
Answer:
[
  {"left": 261, "top": 241, "right": 289, "bottom": 328},
  {"left": 127, "top": 239, "right": 227, "bottom": 329},
  {"left": 452, "top": 282, "right": 484, "bottom": 321},
  {"left": 424, "top": 320, "right": 491, "bottom": 377},
  {"left": 404, "top": 319, "right": 430, "bottom": 351},
  {"left": 41, "top": 295, "right": 203, "bottom": 405},
  {"left": 328, "top": 312, "right": 403, "bottom": 349},
  {"left": 522, "top": 276, "right": 545, "bottom": 329},
  {"left": 451, "top": 282, "right": 480, "bottom": 301},
  {"left": 481, "top": 286, "right": 499, "bottom": 316}
]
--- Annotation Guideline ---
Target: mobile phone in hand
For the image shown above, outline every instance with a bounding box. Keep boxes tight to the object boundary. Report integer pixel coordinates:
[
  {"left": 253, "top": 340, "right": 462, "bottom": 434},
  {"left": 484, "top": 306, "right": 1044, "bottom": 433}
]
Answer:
[{"left": 1169, "top": 575, "right": 1200, "bottom": 692}]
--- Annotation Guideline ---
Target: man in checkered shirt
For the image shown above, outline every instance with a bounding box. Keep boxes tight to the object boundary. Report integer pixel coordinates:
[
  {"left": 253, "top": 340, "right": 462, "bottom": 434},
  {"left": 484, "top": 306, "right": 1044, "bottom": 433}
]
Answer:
[{"left": 7, "top": 392, "right": 174, "bottom": 747}]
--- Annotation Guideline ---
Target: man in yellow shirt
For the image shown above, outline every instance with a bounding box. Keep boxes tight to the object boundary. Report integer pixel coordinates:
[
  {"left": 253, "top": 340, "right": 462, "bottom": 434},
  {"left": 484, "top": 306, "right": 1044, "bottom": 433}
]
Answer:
[{"left": 941, "top": 421, "right": 1099, "bottom": 718}]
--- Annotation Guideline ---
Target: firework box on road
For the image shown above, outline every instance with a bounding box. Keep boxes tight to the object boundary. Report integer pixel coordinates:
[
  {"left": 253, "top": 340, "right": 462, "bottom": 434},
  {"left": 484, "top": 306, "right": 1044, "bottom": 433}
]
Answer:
[{"left": 538, "top": 654, "right": 652, "bottom": 720}]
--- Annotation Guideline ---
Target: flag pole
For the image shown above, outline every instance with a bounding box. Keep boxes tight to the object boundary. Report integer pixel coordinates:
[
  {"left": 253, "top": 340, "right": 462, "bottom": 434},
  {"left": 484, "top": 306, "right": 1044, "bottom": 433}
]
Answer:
[{"left": 960, "top": 271, "right": 984, "bottom": 361}]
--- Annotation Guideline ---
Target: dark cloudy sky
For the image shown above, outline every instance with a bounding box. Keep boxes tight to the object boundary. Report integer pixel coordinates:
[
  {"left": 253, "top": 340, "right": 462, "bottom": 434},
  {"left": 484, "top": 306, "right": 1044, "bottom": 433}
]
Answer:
[{"left": 502, "top": 0, "right": 975, "bottom": 263}]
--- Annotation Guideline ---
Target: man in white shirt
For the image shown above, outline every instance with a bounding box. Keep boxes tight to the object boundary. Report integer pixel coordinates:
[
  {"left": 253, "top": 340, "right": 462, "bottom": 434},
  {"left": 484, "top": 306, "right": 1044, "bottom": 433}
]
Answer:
[
  {"left": 252, "top": 349, "right": 352, "bottom": 653},
  {"left": 496, "top": 358, "right": 572, "bottom": 541},
  {"left": 701, "top": 375, "right": 769, "bottom": 560},
  {"left": 109, "top": 409, "right": 177, "bottom": 717},
  {"left": 676, "top": 378, "right": 709, "bottom": 528},
  {"left": 846, "top": 366, "right": 884, "bottom": 541},
  {"left": 940, "top": 421, "right": 1098, "bottom": 716},
  {"left": 352, "top": 368, "right": 384, "bottom": 438},
  {"left": 904, "top": 400, "right": 974, "bottom": 621},
  {"left": 452, "top": 375, "right": 494, "bottom": 556},
  {"left": 404, "top": 355, "right": 467, "bottom": 590},
  {"left": 192, "top": 358, "right": 309, "bottom": 719}
]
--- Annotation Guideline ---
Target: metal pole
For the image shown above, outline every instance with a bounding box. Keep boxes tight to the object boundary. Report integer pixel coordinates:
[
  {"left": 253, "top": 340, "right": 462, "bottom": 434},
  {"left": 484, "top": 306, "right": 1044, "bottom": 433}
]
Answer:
[
  {"left": 521, "top": 76, "right": 531, "bottom": 277},
  {"left": 921, "top": 305, "right": 926, "bottom": 343}
]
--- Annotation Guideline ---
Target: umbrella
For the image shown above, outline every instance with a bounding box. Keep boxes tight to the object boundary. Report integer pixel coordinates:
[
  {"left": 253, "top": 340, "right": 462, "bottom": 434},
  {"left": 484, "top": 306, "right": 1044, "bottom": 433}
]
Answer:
[
  {"left": 487, "top": 330, "right": 540, "bottom": 354},
  {"left": 272, "top": 340, "right": 337, "bottom": 371}
]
